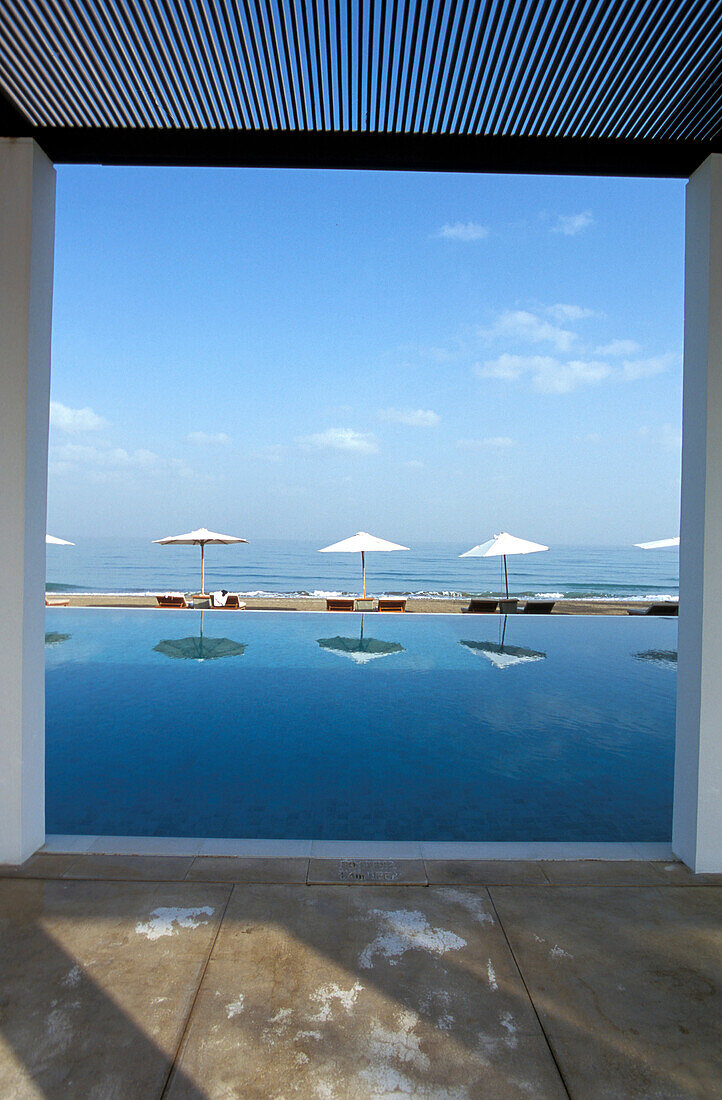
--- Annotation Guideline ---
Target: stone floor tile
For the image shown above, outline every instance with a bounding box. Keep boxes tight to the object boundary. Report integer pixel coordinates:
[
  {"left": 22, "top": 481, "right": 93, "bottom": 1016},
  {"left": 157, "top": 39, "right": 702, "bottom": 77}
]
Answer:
[
  {"left": 651, "top": 860, "right": 722, "bottom": 885},
  {"left": 425, "top": 860, "right": 550, "bottom": 885},
  {"left": 61, "top": 854, "right": 195, "bottom": 880},
  {"left": 186, "top": 856, "right": 309, "bottom": 883},
  {"left": 0, "top": 852, "right": 79, "bottom": 878},
  {"left": 490, "top": 885, "right": 722, "bottom": 1099},
  {"left": 539, "top": 859, "right": 668, "bottom": 885},
  {"left": 42, "top": 834, "right": 97, "bottom": 854},
  {"left": 165, "top": 884, "right": 567, "bottom": 1098},
  {"left": 307, "top": 857, "right": 428, "bottom": 885},
  {"left": 0, "top": 879, "right": 231, "bottom": 1098}
]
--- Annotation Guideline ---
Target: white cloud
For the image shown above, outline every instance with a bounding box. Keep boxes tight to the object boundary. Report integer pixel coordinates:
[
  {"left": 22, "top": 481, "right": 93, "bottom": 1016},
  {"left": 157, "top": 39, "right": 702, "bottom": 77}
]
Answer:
[
  {"left": 594, "top": 339, "right": 641, "bottom": 357},
  {"left": 620, "top": 353, "right": 674, "bottom": 381},
  {"left": 52, "top": 442, "right": 159, "bottom": 469},
  {"left": 186, "top": 431, "right": 231, "bottom": 445},
  {"left": 478, "top": 354, "right": 611, "bottom": 393},
  {"left": 551, "top": 211, "right": 594, "bottom": 236},
  {"left": 484, "top": 309, "right": 576, "bottom": 352},
  {"left": 661, "top": 424, "right": 682, "bottom": 451},
  {"left": 437, "top": 221, "right": 489, "bottom": 242},
  {"left": 50, "top": 401, "right": 107, "bottom": 433},
  {"left": 378, "top": 408, "right": 440, "bottom": 427},
  {"left": 457, "top": 436, "right": 514, "bottom": 449},
  {"left": 297, "top": 427, "right": 378, "bottom": 454},
  {"left": 252, "top": 443, "right": 286, "bottom": 463},
  {"left": 49, "top": 443, "right": 200, "bottom": 487},
  {"left": 546, "top": 304, "right": 597, "bottom": 323},
  {"left": 637, "top": 423, "right": 682, "bottom": 452}
]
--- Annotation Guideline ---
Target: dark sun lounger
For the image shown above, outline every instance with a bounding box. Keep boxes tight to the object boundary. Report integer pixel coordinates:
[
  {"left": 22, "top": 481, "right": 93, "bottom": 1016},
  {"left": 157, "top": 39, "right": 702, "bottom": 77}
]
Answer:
[
  {"left": 628, "top": 602, "right": 679, "bottom": 616},
  {"left": 462, "top": 599, "right": 498, "bottom": 614},
  {"left": 522, "top": 600, "right": 555, "bottom": 614},
  {"left": 156, "top": 594, "right": 189, "bottom": 608}
]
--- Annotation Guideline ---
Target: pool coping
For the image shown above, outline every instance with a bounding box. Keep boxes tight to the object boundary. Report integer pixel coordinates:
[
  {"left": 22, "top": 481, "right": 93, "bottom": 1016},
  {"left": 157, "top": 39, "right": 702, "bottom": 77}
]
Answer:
[{"left": 41, "top": 835, "right": 675, "bottom": 860}]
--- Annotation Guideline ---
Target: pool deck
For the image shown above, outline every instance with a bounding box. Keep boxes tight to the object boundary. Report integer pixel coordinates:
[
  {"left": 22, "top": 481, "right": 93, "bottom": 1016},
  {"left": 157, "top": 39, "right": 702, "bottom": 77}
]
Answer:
[
  {"left": 52, "top": 594, "right": 671, "bottom": 614},
  {"left": 1, "top": 855, "right": 720, "bottom": 1098}
]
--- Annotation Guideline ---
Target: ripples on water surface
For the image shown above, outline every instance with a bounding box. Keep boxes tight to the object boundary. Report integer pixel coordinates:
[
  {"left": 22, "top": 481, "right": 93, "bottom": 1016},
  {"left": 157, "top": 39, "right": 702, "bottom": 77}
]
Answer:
[
  {"left": 46, "top": 538, "right": 679, "bottom": 599},
  {"left": 46, "top": 609, "right": 676, "bottom": 841}
]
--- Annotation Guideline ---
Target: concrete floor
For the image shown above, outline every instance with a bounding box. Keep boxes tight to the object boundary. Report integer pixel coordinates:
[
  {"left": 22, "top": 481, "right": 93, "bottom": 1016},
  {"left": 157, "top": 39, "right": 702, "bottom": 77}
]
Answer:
[{"left": 0, "top": 857, "right": 720, "bottom": 1098}]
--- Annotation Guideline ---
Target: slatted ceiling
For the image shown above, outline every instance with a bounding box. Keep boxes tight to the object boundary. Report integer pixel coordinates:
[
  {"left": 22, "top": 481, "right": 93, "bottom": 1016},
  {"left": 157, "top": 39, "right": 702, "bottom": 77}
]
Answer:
[{"left": 1, "top": 1, "right": 722, "bottom": 173}]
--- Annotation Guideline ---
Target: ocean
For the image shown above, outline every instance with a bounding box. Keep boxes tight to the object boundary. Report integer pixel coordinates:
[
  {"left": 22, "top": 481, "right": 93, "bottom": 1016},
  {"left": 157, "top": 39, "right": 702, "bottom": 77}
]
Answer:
[{"left": 45, "top": 538, "right": 680, "bottom": 601}]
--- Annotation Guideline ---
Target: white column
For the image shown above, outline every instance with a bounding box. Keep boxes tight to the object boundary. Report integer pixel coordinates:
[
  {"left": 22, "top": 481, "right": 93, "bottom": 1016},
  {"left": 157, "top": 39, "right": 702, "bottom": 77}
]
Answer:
[
  {"left": 0, "top": 139, "right": 55, "bottom": 864},
  {"left": 673, "top": 153, "right": 722, "bottom": 872}
]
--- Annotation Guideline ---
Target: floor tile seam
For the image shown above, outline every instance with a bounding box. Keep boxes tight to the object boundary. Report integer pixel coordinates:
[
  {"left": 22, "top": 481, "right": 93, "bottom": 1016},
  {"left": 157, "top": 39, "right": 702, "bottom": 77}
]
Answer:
[
  {"left": 58, "top": 856, "right": 84, "bottom": 878},
  {"left": 158, "top": 884, "right": 234, "bottom": 1100},
  {"left": 485, "top": 886, "right": 573, "bottom": 1100}
]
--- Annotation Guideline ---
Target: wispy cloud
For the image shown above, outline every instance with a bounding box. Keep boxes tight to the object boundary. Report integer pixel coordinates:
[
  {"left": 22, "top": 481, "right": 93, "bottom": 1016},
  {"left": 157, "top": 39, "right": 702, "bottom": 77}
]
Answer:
[
  {"left": 551, "top": 211, "right": 594, "bottom": 236},
  {"left": 546, "top": 303, "right": 597, "bottom": 323},
  {"left": 378, "top": 407, "right": 440, "bottom": 427},
  {"left": 437, "top": 221, "right": 489, "bottom": 242},
  {"left": 50, "top": 401, "right": 107, "bottom": 433},
  {"left": 478, "top": 354, "right": 611, "bottom": 394},
  {"left": 297, "top": 427, "right": 378, "bottom": 453},
  {"left": 483, "top": 309, "right": 576, "bottom": 353},
  {"left": 51, "top": 442, "right": 159, "bottom": 469},
  {"left": 637, "top": 424, "right": 682, "bottom": 452},
  {"left": 251, "top": 443, "right": 286, "bottom": 463},
  {"left": 186, "top": 431, "right": 231, "bottom": 445},
  {"left": 595, "top": 339, "right": 641, "bottom": 357},
  {"left": 457, "top": 436, "right": 514, "bottom": 449},
  {"left": 49, "top": 442, "right": 196, "bottom": 483},
  {"left": 621, "top": 354, "right": 674, "bottom": 380},
  {"left": 473, "top": 305, "right": 675, "bottom": 394}
]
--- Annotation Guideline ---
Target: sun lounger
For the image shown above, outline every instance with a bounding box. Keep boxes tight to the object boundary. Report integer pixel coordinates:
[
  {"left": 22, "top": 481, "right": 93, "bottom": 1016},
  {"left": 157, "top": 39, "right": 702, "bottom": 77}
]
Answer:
[
  {"left": 45, "top": 596, "right": 70, "bottom": 607},
  {"left": 628, "top": 602, "right": 679, "bottom": 616},
  {"left": 326, "top": 598, "right": 355, "bottom": 611},
  {"left": 210, "top": 592, "right": 246, "bottom": 609},
  {"left": 378, "top": 598, "right": 407, "bottom": 612},
  {"left": 462, "top": 599, "right": 498, "bottom": 614},
  {"left": 522, "top": 600, "right": 555, "bottom": 614},
  {"left": 156, "top": 594, "right": 189, "bottom": 609}
]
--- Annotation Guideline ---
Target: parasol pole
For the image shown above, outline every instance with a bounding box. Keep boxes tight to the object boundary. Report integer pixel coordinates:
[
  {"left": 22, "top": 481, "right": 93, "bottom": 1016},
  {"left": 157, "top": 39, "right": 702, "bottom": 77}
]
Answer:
[
  {"left": 362, "top": 550, "right": 366, "bottom": 598},
  {"left": 503, "top": 554, "right": 509, "bottom": 599},
  {"left": 201, "top": 542, "right": 205, "bottom": 594}
]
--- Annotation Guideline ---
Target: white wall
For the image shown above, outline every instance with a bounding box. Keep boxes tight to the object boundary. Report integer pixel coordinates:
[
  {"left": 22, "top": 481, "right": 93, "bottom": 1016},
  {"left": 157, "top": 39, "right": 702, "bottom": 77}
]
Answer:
[
  {"left": 0, "top": 139, "right": 55, "bottom": 864},
  {"left": 674, "top": 153, "right": 722, "bottom": 872}
]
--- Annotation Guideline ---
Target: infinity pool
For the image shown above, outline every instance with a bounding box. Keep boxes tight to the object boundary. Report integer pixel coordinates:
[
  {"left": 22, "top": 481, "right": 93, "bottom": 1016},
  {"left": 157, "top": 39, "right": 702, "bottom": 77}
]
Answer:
[{"left": 45, "top": 609, "right": 677, "bottom": 841}]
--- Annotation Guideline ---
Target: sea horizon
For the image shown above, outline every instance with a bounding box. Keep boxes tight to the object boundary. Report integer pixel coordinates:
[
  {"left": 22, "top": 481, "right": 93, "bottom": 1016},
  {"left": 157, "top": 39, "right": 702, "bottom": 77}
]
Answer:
[{"left": 46, "top": 536, "right": 680, "bottom": 601}]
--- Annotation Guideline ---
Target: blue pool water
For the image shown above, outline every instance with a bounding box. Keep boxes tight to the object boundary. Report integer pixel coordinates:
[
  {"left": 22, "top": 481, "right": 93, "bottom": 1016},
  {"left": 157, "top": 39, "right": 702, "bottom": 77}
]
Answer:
[{"left": 45, "top": 609, "right": 677, "bottom": 841}]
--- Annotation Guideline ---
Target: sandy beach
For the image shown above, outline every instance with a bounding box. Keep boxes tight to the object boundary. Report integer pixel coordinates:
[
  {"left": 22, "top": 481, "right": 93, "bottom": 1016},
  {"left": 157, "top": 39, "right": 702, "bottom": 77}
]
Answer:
[{"left": 55, "top": 594, "right": 666, "bottom": 615}]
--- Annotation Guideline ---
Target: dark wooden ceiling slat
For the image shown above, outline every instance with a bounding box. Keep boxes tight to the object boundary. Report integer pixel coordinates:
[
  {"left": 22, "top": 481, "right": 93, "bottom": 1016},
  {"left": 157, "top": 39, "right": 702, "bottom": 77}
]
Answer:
[{"left": 1, "top": 0, "right": 721, "bottom": 174}]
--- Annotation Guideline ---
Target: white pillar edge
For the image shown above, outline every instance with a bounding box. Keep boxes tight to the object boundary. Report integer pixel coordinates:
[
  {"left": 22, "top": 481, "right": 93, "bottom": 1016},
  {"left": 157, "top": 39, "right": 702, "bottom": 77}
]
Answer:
[
  {"left": 0, "top": 138, "right": 56, "bottom": 864},
  {"left": 673, "top": 153, "right": 722, "bottom": 872}
]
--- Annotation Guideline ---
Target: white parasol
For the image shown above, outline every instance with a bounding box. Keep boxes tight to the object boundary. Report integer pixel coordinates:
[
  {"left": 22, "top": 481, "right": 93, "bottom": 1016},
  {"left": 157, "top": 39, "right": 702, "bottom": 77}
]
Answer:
[
  {"left": 635, "top": 537, "right": 679, "bottom": 549},
  {"left": 318, "top": 531, "right": 409, "bottom": 598},
  {"left": 153, "top": 527, "right": 248, "bottom": 594},
  {"left": 460, "top": 531, "right": 549, "bottom": 599}
]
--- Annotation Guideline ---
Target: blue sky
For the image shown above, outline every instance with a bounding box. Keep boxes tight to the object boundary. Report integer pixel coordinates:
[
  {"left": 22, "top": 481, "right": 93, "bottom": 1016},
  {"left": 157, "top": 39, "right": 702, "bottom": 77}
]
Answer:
[{"left": 47, "top": 166, "right": 685, "bottom": 545}]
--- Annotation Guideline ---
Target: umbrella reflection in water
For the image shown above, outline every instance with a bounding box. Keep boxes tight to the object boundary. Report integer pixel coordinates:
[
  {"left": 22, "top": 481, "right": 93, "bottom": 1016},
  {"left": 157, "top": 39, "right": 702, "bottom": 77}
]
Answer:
[
  {"left": 461, "top": 616, "right": 546, "bottom": 670},
  {"left": 634, "top": 649, "right": 677, "bottom": 668},
  {"left": 317, "top": 614, "right": 404, "bottom": 665},
  {"left": 153, "top": 611, "right": 246, "bottom": 662},
  {"left": 45, "top": 632, "right": 71, "bottom": 647}
]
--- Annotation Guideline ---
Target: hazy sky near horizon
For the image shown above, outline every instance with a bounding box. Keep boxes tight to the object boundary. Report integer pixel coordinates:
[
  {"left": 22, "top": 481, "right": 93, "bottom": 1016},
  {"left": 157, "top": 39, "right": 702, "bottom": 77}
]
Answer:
[{"left": 47, "top": 165, "right": 685, "bottom": 546}]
